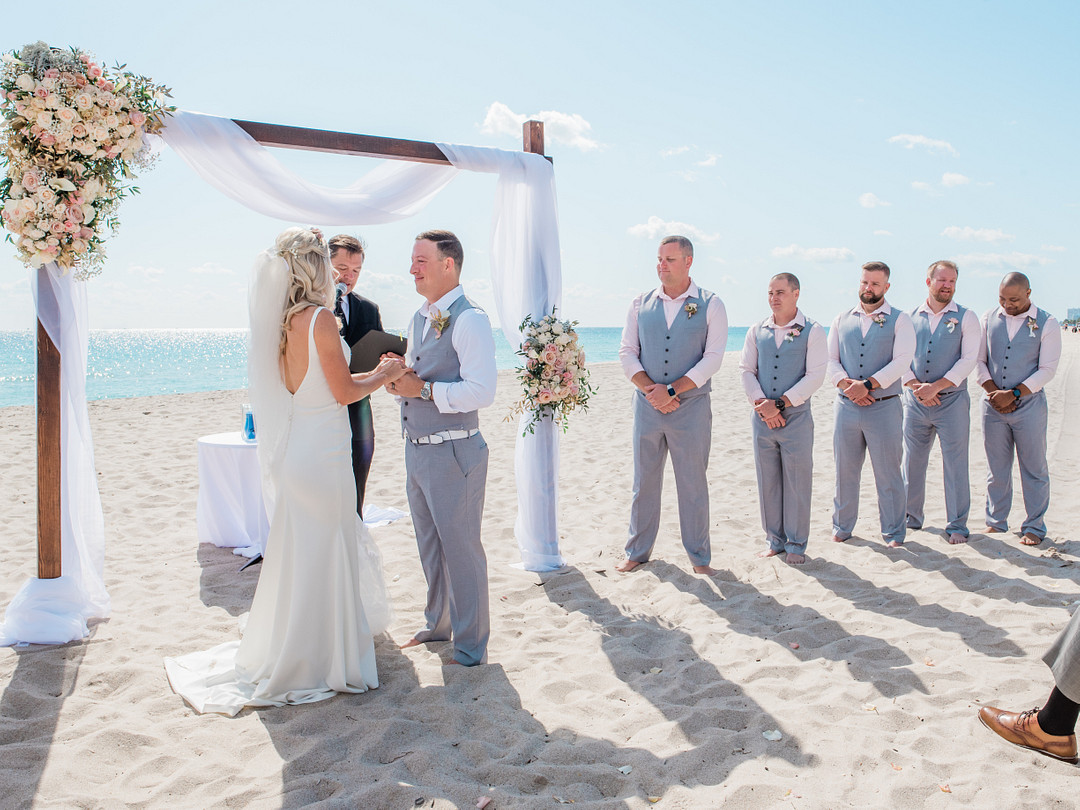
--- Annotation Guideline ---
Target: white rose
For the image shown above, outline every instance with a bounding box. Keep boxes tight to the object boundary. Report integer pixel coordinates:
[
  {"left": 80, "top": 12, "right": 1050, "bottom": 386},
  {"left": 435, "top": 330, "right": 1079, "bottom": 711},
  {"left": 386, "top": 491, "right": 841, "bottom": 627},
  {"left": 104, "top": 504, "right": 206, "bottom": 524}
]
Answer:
[
  {"left": 10, "top": 183, "right": 25, "bottom": 197},
  {"left": 36, "top": 111, "right": 52, "bottom": 128},
  {"left": 15, "top": 73, "right": 35, "bottom": 91},
  {"left": 105, "top": 113, "right": 119, "bottom": 128},
  {"left": 74, "top": 93, "right": 93, "bottom": 110},
  {"left": 552, "top": 322, "right": 564, "bottom": 335},
  {"left": 56, "top": 106, "right": 78, "bottom": 124},
  {"left": 76, "top": 141, "right": 96, "bottom": 156},
  {"left": 45, "top": 93, "right": 61, "bottom": 109}
]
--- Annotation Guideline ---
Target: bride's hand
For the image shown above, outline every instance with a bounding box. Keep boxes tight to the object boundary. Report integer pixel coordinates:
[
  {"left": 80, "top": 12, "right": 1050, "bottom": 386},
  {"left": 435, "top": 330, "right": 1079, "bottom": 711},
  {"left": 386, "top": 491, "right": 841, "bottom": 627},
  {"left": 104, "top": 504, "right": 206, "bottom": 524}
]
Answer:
[{"left": 377, "top": 358, "right": 406, "bottom": 382}]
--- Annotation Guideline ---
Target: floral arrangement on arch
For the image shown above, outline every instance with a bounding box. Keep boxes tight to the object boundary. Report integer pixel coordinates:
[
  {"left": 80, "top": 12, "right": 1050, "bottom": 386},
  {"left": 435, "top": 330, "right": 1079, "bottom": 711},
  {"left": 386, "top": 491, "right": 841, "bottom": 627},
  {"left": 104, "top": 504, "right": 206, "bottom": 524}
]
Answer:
[
  {"left": 508, "top": 310, "right": 595, "bottom": 435},
  {"left": 0, "top": 41, "right": 173, "bottom": 278}
]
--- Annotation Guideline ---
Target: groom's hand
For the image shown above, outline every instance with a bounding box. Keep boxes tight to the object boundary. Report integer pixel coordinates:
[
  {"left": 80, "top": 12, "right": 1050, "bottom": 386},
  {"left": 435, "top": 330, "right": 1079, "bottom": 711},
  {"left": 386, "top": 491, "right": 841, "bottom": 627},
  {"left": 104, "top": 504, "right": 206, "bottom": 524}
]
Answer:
[
  {"left": 389, "top": 369, "right": 424, "bottom": 398},
  {"left": 644, "top": 383, "right": 677, "bottom": 410}
]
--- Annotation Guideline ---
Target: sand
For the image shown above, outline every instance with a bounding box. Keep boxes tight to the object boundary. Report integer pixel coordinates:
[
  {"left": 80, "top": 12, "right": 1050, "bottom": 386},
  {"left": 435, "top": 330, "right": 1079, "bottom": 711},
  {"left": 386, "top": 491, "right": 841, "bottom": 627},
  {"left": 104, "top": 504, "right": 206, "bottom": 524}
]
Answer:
[{"left": 2, "top": 341, "right": 1079, "bottom": 809}]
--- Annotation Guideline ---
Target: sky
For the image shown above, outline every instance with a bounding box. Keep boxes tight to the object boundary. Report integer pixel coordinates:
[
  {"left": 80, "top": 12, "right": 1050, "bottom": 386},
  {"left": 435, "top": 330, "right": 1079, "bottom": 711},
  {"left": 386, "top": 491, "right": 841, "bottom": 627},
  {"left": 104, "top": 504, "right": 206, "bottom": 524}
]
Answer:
[{"left": 1, "top": 1, "right": 1076, "bottom": 331}]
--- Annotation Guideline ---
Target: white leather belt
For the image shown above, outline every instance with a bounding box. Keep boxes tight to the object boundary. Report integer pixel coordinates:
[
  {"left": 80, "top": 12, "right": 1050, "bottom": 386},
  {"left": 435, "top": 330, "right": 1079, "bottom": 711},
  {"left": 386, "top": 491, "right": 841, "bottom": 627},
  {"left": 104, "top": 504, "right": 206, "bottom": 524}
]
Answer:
[{"left": 410, "top": 428, "right": 480, "bottom": 445}]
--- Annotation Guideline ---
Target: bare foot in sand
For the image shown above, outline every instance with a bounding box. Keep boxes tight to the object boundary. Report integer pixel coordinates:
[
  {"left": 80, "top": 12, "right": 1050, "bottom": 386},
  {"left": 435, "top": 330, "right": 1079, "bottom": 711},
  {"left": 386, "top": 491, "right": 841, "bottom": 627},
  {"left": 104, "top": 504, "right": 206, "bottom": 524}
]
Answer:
[
  {"left": 400, "top": 637, "right": 424, "bottom": 649},
  {"left": 757, "top": 549, "right": 783, "bottom": 559},
  {"left": 948, "top": 532, "right": 969, "bottom": 545},
  {"left": 785, "top": 553, "right": 806, "bottom": 565},
  {"left": 983, "top": 526, "right": 1003, "bottom": 534},
  {"left": 832, "top": 534, "right": 847, "bottom": 543},
  {"left": 886, "top": 540, "right": 903, "bottom": 548},
  {"left": 615, "top": 559, "right": 644, "bottom": 573},
  {"left": 693, "top": 564, "right": 717, "bottom": 575},
  {"left": 1021, "top": 532, "right": 1042, "bottom": 546}
]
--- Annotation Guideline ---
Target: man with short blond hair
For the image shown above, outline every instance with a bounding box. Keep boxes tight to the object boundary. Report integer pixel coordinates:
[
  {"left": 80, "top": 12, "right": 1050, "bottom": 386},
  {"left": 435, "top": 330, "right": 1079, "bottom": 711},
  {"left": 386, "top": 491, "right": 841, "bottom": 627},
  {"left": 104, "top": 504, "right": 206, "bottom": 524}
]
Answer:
[
  {"left": 617, "top": 235, "right": 727, "bottom": 574},
  {"left": 901, "top": 260, "right": 980, "bottom": 544}
]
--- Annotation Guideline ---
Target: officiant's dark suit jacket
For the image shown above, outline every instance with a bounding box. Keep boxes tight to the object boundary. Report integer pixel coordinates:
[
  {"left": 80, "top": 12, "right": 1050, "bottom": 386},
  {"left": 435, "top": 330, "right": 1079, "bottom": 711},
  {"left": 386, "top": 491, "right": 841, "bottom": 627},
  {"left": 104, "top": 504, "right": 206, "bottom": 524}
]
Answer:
[{"left": 340, "top": 292, "right": 383, "bottom": 516}]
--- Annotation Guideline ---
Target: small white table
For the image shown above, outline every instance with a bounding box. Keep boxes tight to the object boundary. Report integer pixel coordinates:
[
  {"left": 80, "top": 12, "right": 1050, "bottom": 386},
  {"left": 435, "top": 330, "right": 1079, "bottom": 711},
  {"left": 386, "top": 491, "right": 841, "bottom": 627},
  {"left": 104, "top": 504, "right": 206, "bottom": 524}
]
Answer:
[{"left": 196, "top": 432, "right": 269, "bottom": 555}]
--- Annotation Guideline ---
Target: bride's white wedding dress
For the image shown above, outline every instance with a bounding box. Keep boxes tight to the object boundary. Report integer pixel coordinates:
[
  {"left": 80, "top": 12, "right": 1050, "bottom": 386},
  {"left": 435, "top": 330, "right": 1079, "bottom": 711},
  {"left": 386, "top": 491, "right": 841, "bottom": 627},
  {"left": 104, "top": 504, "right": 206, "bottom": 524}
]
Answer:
[{"left": 165, "top": 306, "right": 391, "bottom": 716}]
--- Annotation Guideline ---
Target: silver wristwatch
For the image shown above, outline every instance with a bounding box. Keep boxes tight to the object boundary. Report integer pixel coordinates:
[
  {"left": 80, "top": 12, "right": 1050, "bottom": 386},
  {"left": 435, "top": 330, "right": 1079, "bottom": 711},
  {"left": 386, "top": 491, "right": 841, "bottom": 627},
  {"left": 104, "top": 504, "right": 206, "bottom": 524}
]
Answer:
[{"left": 420, "top": 381, "right": 433, "bottom": 401}]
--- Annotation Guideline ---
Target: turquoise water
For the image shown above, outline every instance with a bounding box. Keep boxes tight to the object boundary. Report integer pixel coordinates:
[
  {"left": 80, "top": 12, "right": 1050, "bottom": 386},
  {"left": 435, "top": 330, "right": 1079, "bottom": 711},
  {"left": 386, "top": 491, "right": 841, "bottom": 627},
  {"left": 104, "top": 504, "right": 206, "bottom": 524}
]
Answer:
[{"left": 0, "top": 327, "right": 751, "bottom": 408}]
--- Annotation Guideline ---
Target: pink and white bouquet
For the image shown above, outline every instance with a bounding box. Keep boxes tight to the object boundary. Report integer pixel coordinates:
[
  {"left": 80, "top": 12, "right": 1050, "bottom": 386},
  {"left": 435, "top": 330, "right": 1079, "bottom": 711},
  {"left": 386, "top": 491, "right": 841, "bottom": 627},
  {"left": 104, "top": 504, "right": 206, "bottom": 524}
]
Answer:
[
  {"left": 509, "top": 310, "right": 595, "bottom": 435},
  {"left": 0, "top": 42, "right": 173, "bottom": 277}
]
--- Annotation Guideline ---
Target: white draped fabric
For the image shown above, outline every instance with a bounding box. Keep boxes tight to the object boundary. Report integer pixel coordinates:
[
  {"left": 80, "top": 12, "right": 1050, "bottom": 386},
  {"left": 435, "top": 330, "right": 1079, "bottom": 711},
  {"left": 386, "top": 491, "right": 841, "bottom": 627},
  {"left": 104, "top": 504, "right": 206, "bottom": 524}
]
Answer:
[
  {"left": 158, "top": 112, "right": 565, "bottom": 571},
  {"left": 0, "top": 264, "right": 110, "bottom": 646}
]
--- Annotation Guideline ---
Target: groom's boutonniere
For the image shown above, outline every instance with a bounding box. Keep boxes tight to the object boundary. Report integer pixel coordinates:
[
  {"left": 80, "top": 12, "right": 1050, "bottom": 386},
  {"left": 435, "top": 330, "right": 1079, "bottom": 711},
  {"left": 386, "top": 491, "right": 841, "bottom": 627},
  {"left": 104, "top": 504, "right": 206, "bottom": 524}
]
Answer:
[
  {"left": 784, "top": 325, "right": 803, "bottom": 343},
  {"left": 1027, "top": 316, "right": 1039, "bottom": 338},
  {"left": 684, "top": 302, "right": 698, "bottom": 319},
  {"left": 872, "top": 314, "right": 887, "bottom": 327},
  {"left": 945, "top": 317, "right": 959, "bottom": 334},
  {"left": 430, "top": 308, "right": 450, "bottom": 339}
]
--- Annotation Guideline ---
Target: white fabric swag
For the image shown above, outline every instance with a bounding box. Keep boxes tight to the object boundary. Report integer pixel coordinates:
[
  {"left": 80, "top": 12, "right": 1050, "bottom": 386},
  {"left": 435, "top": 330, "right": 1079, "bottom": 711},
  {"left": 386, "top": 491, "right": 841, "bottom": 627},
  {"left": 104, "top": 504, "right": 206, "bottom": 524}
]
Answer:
[{"left": 162, "top": 113, "right": 567, "bottom": 571}]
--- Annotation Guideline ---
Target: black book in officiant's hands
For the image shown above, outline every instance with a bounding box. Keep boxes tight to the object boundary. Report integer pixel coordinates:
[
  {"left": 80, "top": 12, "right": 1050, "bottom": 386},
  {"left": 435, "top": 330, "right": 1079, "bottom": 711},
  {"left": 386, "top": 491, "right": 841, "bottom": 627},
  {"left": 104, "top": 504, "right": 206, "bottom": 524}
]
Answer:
[{"left": 348, "top": 330, "right": 408, "bottom": 373}]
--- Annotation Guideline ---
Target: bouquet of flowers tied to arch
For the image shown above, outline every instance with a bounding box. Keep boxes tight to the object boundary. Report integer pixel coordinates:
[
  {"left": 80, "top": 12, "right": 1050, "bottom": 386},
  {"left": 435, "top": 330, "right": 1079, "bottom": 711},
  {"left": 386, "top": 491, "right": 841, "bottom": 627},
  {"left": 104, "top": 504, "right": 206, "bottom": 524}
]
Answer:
[{"left": 508, "top": 309, "right": 595, "bottom": 436}]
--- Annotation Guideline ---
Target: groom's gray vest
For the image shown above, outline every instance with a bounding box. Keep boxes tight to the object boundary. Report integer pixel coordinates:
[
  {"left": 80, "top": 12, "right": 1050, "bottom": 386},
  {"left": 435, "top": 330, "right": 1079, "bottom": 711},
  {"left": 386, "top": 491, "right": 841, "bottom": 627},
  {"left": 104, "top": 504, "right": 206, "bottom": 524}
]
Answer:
[
  {"left": 400, "top": 295, "right": 482, "bottom": 440},
  {"left": 910, "top": 304, "right": 968, "bottom": 392},
  {"left": 638, "top": 288, "right": 715, "bottom": 400},
  {"left": 985, "top": 306, "right": 1050, "bottom": 391},
  {"left": 837, "top": 306, "right": 902, "bottom": 397}
]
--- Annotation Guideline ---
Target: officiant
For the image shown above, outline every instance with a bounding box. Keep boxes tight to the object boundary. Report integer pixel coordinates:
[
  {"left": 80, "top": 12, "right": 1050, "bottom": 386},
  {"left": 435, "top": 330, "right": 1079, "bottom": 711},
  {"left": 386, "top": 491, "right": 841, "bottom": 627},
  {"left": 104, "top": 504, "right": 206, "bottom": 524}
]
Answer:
[{"left": 330, "top": 234, "right": 383, "bottom": 516}]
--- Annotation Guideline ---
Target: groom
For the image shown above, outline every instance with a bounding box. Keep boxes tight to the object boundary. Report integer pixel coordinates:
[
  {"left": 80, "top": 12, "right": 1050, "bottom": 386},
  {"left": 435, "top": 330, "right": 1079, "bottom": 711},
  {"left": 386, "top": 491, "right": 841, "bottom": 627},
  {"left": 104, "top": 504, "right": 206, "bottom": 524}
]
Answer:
[{"left": 389, "top": 230, "right": 497, "bottom": 666}]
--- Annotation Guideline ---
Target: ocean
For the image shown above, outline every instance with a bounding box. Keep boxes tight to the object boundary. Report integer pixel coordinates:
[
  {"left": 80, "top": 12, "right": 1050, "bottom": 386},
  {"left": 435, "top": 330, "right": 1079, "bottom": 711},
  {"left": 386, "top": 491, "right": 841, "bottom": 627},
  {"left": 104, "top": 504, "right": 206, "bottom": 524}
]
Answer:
[{"left": 0, "top": 326, "right": 752, "bottom": 408}]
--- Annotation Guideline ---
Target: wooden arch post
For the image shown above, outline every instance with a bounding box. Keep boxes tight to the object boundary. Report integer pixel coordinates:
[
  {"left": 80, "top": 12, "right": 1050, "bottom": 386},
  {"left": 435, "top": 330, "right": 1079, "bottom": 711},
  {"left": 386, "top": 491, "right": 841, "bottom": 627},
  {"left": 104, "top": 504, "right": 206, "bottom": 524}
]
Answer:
[{"left": 34, "top": 119, "right": 548, "bottom": 580}]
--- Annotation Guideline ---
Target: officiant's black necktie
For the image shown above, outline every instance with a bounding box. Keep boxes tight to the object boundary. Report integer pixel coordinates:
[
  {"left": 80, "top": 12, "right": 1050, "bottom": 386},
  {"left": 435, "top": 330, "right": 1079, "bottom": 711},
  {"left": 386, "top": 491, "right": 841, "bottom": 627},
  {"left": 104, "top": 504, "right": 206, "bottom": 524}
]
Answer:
[{"left": 334, "top": 297, "right": 347, "bottom": 335}]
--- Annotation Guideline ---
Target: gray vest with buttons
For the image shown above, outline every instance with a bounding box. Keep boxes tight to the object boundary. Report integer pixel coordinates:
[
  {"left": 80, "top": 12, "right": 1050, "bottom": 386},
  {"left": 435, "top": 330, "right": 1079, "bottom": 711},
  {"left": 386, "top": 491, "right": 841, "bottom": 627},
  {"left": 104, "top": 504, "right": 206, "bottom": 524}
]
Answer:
[
  {"left": 638, "top": 288, "right": 714, "bottom": 400},
  {"left": 399, "top": 295, "right": 481, "bottom": 439},
  {"left": 837, "top": 307, "right": 901, "bottom": 397},
  {"left": 755, "top": 317, "right": 816, "bottom": 407},
  {"left": 910, "top": 304, "right": 968, "bottom": 392},
  {"left": 985, "top": 307, "right": 1050, "bottom": 390}
]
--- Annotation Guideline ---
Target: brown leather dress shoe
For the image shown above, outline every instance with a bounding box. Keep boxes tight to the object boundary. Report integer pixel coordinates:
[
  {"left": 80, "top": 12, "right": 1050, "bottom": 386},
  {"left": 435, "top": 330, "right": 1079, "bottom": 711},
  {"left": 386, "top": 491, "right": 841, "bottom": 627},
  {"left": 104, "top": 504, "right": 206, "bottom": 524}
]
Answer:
[{"left": 978, "top": 705, "right": 1078, "bottom": 763}]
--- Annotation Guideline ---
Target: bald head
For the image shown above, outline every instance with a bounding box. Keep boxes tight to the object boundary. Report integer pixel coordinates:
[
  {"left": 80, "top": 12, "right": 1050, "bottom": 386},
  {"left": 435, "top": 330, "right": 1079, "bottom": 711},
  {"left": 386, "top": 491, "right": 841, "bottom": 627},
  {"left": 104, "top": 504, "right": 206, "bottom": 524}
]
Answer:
[{"left": 999, "top": 272, "right": 1032, "bottom": 316}]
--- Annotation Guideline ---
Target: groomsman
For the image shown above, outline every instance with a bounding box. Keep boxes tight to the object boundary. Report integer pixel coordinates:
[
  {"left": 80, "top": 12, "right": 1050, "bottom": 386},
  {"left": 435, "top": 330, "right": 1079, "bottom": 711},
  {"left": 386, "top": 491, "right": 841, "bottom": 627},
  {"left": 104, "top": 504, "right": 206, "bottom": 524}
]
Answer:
[
  {"left": 977, "top": 272, "right": 1061, "bottom": 546},
  {"left": 738, "top": 273, "right": 826, "bottom": 564},
  {"left": 901, "top": 260, "right": 980, "bottom": 544},
  {"left": 617, "top": 235, "right": 727, "bottom": 574},
  {"left": 390, "top": 230, "right": 497, "bottom": 666},
  {"left": 329, "top": 234, "right": 383, "bottom": 516},
  {"left": 827, "top": 261, "right": 915, "bottom": 547}
]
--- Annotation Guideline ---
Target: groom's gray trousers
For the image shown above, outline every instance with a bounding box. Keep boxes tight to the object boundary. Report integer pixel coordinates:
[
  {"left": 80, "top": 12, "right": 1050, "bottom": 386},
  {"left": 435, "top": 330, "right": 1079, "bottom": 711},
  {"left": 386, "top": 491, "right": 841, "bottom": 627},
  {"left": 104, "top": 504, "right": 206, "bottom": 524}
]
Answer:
[
  {"left": 1044, "top": 605, "right": 1080, "bottom": 704},
  {"left": 832, "top": 395, "right": 906, "bottom": 543},
  {"left": 902, "top": 387, "right": 971, "bottom": 537},
  {"left": 753, "top": 404, "right": 814, "bottom": 556},
  {"left": 405, "top": 433, "right": 489, "bottom": 666},
  {"left": 626, "top": 390, "right": 711, "bottom": 566}
]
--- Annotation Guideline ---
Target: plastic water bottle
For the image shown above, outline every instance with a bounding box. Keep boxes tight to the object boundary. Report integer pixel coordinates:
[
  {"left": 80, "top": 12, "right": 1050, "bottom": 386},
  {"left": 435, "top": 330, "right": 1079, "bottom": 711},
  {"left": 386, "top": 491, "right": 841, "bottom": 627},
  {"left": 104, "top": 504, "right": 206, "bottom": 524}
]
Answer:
[{"left": 242, "top": 404, "right": 256, "bottom": 442}]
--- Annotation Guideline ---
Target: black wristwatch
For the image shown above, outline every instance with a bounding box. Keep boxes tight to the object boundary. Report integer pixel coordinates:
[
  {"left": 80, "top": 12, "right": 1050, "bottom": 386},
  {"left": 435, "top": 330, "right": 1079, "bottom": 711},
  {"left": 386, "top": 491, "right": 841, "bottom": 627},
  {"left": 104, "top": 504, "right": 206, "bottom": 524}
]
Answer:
[
  {"left": 862, "top": 379, "right": 874, "bottom": 391},
  {"left": 1011, "top": 387, "right": 1022, "bottom": 399},
  {"left": 774, "top": 398, "right": 786, "bottom": 412},
  {"left": 666, "top": 384, "right": 677, "bottom": 398}
]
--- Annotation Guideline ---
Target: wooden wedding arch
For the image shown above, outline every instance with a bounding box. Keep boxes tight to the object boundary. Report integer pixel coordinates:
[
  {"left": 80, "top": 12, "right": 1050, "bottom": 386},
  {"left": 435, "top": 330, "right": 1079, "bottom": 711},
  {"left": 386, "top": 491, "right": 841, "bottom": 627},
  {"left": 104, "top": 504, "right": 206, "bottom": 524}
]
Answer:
[{"left": 34, "top": 118, "right": 549, "bottom": 579}]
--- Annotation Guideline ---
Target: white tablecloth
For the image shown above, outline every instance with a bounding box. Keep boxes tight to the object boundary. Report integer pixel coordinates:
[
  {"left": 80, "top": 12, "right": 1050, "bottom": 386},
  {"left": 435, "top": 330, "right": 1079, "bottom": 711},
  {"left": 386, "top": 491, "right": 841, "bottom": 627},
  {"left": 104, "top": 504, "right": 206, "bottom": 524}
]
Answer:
[{"left": 196, "top": 432, "right": 269, "bottom": 555}]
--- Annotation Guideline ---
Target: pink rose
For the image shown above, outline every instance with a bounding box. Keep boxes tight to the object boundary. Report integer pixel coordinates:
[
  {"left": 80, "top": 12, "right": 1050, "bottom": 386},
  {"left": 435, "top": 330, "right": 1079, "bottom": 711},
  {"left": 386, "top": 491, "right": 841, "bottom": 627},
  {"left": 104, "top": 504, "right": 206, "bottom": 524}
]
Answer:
[
  {"left": 569, "top": 384, "right": 580, "bottom": 397},
  {"left": 43, "top": 68, "right": 60, "bottom": 79},
  {"left": 72, "top": 123, "right": 87, "bottom": 138},
  {"left": 22, "top": 172, "right": 40, "bottom": 190},
  {"left": 87, "top": 64, "right": 102, "bottom": 79},
  {"left": 78, "top": 227, "right": 93, "bottom": 239},
  {"left": 66, "top": 205, "right": 83, "bottom": 222},
  {"left": 39, "top": 132, "right": 56, "bottom": 147},
  {"left": 538, "top": 390, "right": 554, "bottom": 404},
  {"left": 562, "top": 372, "right": 573, "bottom": 385},
  {"left": 129, "top": 110, "right": 146, "bottom": 126},
  {"left": 50, "top": 222, "right": 66, "bottom": 235},
  {"left": 75, "top": 74, "right": 87, "bottom": 88},
  {"left": 35, "top": 87, "right": 48, "bottom": 99}
]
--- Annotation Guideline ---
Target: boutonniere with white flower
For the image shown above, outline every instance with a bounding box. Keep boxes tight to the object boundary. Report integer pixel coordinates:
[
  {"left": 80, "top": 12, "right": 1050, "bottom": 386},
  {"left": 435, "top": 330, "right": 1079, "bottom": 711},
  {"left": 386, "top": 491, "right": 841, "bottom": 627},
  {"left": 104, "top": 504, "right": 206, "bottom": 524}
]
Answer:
[
  {"left": 684, "top": 302, "right": 698, "bottom": 319},
  {"left": 430, "top": 308, "right": 450, "bottom": 339},
  {"left": 872, "top": 314, "right": 887, "bottom": 327},
  {"left": 784, "top": 325, "right": 804, "bottom": 343},
  {"left": 1027, "top": 316, "right": 1039, "bottom": 338},
  {"left": 945, "top": 317, "right": 959, "bottom": 334}
]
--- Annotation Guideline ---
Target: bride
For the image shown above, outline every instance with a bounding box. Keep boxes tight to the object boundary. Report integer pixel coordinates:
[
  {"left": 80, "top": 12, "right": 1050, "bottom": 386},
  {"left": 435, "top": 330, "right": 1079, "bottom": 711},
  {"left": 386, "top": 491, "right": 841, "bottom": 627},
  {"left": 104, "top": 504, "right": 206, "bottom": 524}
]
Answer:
[{"left": 165, "top": 227, "right": 405, "bottom": 715}]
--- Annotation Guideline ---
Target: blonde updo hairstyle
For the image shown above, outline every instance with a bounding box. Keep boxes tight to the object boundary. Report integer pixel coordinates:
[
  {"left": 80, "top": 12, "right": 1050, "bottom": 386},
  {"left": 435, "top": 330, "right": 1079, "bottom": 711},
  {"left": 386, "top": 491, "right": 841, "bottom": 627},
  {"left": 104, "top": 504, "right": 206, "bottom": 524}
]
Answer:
[{"left": 276, "top": 227, "right": 333, "bottom": 356}]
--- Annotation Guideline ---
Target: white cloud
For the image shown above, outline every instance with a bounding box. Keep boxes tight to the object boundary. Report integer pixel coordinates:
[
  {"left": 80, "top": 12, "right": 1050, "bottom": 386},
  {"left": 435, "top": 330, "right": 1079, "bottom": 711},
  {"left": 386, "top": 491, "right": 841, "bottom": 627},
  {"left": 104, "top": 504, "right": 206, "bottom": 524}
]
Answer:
[
  {"left": 1042, "top": 244, "right": 1066, "bottom": 252},
  {"left": 941, "top": 172, "right": 970, "bottom": 187},
  {"left": 770, "top": 244, "right": 855, "bottom": 262},
  {"left": 627, "top": 216, "right": 720, "bottom": 243},
  {"left": 661, "top": 145, "right": 690, "bottom": 157},
  {"left": 859, "top": 192, "right": 890, "bottom": 208},
  {"left": 941, "top": 226, "right": 1014, "bottom": 243},
  {"left": 954, "top": 252, "right": 1052, "bottom": 268},
  {"left": 188, "top": 262, "right": 234, "bottom": 275},
  {"left": 873, "top": 230, "right": 893, "bottom": 236},
  {"left": 887, "top": 133, "right": 957, "bottom": 155},
  {"left": 696, "top": 153, "right": 720, "bottom": 167},
  {"left": 674, "top": 170, "right": 699, "bottom": 182},
  {"left": 128, "top": 264, "right": 165, "bottom": 278},
  {"left": 481, "top": 102, "right": 599, "bottom": 151},
  {"left": 720, "top": 274, "right": 740, "bottom": 286},
  {"left": 911, "top": 181, "right": 935, "bottom": 192}
]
